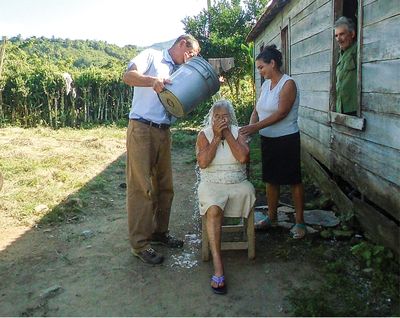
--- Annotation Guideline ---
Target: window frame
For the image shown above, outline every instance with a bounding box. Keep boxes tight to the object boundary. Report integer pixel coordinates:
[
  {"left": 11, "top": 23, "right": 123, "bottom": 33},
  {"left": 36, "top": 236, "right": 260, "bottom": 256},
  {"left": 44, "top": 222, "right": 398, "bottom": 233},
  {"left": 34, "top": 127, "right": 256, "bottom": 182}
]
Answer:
[
  {"left": 280, "top": 25, "right": 290, "bottom": 75},
  {"left": 329, "top": 0, "right": 365, "bottom": 130}
]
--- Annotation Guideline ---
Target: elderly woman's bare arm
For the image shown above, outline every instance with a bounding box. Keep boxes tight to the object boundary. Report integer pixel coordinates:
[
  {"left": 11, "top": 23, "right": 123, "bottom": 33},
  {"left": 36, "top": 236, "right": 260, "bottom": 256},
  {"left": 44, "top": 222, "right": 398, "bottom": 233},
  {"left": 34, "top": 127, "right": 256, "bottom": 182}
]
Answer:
[{"left": 196, "top": 131, "right": 222, "bottom": 169}]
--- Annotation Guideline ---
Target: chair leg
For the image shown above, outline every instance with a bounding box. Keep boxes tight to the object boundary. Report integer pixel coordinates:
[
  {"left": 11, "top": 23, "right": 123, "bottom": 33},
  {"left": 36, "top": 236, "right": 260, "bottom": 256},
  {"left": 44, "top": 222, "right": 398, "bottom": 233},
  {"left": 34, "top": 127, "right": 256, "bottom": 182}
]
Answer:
[
  {"left": 201, "top": 215, "right": 210, "bottom": 261},
  {"left": 247, "top": 208, "right": 255, "bottom": 259}
]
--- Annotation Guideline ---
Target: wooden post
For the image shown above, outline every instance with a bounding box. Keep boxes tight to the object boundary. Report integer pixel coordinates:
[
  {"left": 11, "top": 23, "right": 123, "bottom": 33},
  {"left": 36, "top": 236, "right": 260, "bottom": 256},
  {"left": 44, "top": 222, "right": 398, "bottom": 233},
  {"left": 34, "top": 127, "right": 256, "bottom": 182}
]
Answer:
[
  {"left": 0, "top": 36, "right": 7, "bottom": 79},
  {"left": 0, "top": 36, "right": 7, "bottom": 121}
]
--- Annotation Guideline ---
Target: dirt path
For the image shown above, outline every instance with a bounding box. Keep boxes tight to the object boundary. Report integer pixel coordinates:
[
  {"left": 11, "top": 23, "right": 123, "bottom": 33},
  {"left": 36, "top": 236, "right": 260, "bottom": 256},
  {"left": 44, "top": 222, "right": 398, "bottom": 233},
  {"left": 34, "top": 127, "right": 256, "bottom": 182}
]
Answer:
[{"left": 0, "top": 147, "right": 314, "bottom": 317}]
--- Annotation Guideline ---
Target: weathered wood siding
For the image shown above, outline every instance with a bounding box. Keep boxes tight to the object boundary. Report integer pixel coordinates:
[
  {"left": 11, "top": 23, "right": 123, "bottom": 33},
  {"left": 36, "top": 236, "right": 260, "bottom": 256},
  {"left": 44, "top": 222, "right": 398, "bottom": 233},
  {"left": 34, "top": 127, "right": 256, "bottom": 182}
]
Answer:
[
  {"left": 329, "top": 0, "right": 400, "bottom": 218},
  {"left": 253, "top": 0, "right": 400, "bottom": 228},
  {"left": 255, "top": 0, "right": 334, "bottom": 168}
]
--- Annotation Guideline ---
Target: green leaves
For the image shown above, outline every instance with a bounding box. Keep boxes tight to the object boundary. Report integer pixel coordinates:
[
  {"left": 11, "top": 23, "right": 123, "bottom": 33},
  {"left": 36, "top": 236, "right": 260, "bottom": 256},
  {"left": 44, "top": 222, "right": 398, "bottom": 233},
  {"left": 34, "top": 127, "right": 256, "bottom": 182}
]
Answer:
[
  {"left": 351, "top": 241, "right": 393, "bottom": 268},
  {"left": 1, "top": 38, "right": 131, "bottom": 127}
]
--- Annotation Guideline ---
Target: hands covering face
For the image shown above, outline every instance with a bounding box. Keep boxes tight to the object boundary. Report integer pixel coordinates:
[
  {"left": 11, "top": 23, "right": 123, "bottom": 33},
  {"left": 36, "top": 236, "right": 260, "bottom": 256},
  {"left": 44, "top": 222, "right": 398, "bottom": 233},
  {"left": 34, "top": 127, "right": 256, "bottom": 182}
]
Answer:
[{"left": 212, "top": 114, "right": 230, "bottom": 139}]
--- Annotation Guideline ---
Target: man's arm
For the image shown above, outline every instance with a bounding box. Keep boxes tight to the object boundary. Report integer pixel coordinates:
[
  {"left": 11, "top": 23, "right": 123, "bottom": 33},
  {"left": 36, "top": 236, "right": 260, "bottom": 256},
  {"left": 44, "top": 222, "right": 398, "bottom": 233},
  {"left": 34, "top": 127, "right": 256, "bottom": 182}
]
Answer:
[{"left": 122, "top": 64, "right": 170, "bottom": 93}]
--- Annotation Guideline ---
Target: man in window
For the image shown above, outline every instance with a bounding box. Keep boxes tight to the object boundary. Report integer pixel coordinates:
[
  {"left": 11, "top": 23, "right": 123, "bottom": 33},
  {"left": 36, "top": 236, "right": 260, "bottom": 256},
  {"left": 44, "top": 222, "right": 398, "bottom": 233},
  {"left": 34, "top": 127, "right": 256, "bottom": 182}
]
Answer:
[{"left": 334, "top": 16, "right": 357, "bottom": 116}]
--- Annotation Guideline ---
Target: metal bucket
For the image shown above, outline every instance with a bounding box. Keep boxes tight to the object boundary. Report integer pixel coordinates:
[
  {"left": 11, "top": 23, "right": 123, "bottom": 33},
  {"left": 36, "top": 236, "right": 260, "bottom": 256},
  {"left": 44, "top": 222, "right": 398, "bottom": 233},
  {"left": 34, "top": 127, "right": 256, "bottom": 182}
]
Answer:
[{"left": 158, "top": 56, "right": 220, "bottom": 118}]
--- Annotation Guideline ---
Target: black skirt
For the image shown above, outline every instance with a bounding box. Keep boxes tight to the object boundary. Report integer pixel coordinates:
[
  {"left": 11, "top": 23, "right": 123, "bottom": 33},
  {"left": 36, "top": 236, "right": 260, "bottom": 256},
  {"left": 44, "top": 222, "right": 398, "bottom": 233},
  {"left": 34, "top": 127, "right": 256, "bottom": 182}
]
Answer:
[{"left": 261, "top": 132, "right": 302, "bottom": 185}]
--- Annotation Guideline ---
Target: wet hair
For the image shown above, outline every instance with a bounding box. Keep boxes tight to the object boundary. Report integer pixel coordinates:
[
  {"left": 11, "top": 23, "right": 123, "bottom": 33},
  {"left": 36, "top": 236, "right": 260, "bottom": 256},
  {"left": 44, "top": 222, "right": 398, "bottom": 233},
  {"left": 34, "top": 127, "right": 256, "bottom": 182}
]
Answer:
[
  {"left": 173, "top": 34, "right": 201, "bottom": 52},
  {"left": 202, "top": 99, "right": 238, "bottom": 128},
  {"left": 334, "top": 16, "right": 356, "bottom": 33},
  {"left": 256, "top": 44, "right": 282, "bottom": 68}
]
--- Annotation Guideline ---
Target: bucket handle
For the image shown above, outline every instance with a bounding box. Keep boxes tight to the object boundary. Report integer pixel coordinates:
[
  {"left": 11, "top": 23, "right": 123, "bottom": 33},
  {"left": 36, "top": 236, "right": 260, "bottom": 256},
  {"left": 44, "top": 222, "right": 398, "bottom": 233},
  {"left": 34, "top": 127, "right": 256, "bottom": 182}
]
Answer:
[{"left": 198, "top": 67, "right": 211, "bottom": 80}]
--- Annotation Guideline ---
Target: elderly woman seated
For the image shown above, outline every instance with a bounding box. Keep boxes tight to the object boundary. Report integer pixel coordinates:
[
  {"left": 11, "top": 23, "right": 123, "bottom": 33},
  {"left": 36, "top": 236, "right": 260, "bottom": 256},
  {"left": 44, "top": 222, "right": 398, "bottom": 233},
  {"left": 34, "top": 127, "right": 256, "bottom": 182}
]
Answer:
[{"left": 196, "top": 100, "right": 255, "bottom": 295}]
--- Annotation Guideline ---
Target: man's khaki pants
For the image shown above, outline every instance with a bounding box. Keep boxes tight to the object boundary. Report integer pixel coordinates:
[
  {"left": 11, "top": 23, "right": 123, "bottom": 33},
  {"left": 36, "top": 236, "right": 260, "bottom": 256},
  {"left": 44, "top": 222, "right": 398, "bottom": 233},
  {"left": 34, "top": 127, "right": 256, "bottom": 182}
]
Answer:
[{"left": 126, "top": 120, "right": 174, "bottom": 252}]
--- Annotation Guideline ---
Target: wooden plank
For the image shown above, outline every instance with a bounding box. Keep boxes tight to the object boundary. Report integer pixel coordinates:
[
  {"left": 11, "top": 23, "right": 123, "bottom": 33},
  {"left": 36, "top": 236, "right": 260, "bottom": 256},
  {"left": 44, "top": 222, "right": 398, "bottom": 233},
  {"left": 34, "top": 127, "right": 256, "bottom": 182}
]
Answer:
[
  {"left": 301, "top": 132, "right": 331, "bottom": 168},
  {"left": 330, "top": 149, "right": 400, "bottom": 220},
  {"left": 363, "top": 0, "right": 400, "bottom": 27},
  {"left": 363, "top": 0, "right": 377, "bottom": 6},
  {"left": 221, "top": 242, "right": 248, "bottom": 250},
  {"left": 356, "top": 0, "right": 364, "bottom": 117},
  {"left": 362, "top": 15, "right": 400, "bottom": 62},
  {"left": 292, "top": 71, "right": 331, "bottom": 92},
  {"left": 299, "top": 90, "right": 330, "bottom": 112},
  {"left": 291, "top": 49, "right": 331, "bottom": 75},
  {"left": 291, "top": 28, "right": 332, "bottom": 59},
  {"left": 299, "top": 106, "right": 330, "bottom": 124},
  {"left": 258, "top": 15, "right": 282, "bottom": 46},
  {"left": 354, "top": 197, "right": 399, "bottom": 258},
  {"left": 291, "top": 1, "right": 332, "bottom": 45},
  {"left": 362, "top": 60, "right": 400, "bottom": 94},
  {"left": 299, "top": 116, "right": 332, "bottom": 145},
  {"left": 247, "top": 209, "right": 255, "bottom": 259},
  {"left": 332, "top": 110, "right": 400, "bottom": 150},
  {"left": 362, "top": 92, "right": 400, "bottom": 116},
  {"left": 301, "top": 149, "right": 355, "bottom": 220},
  {"left": 222, "top": 225, "right": 245, "bottom": 233},
  {"left": 329, "top": 112, "right": 365, "bottom": 130},
  {"left": 290, "top": 0, "right": 331, "bottom": 26},
  {"left": 331, "top": 131, "right": 400, "bottom": 186},
  {"left": 268, "top": 34, "right": 281, "bottom": 47}
]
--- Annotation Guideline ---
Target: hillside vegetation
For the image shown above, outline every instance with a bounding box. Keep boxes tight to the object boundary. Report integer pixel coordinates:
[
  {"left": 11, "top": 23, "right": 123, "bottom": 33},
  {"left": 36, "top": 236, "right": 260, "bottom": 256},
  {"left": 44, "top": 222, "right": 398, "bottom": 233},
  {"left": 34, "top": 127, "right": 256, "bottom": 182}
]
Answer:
[{"left": 0, "top": 36, "right": 145, "bottom": 127}]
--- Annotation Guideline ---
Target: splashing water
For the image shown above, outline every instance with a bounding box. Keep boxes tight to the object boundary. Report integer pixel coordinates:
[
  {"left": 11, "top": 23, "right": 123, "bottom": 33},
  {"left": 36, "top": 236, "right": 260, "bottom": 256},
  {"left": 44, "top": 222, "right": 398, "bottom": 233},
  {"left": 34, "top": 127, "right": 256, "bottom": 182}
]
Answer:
[{"left": 169, "top": 164, "right": 202, "bottom": 269}]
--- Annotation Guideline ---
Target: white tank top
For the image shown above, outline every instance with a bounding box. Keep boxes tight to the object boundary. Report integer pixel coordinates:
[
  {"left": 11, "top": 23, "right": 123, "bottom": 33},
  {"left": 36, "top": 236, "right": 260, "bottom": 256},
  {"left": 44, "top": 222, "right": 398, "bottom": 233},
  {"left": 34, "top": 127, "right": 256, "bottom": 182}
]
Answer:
[
  {"left": 199, "top": 126, "right": 247, "bottom": 184},
  {"left": 256, "top": 74, "right": 299, "bottom": 137}
]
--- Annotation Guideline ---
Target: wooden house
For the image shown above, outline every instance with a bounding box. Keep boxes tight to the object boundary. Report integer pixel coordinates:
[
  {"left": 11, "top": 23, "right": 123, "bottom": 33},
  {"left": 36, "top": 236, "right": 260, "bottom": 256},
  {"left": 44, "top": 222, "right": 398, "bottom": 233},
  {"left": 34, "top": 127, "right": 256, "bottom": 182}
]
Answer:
[{"left": 246, "top": 0, "right": 399, "bottom": 255}]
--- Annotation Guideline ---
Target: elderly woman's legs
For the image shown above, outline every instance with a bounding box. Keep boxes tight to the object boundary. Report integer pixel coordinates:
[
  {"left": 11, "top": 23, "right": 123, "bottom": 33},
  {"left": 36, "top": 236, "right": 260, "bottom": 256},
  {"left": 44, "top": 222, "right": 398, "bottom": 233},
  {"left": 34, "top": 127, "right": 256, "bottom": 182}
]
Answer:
[{"left": 205, "top": 205, "right": 225, "bottom": 289}]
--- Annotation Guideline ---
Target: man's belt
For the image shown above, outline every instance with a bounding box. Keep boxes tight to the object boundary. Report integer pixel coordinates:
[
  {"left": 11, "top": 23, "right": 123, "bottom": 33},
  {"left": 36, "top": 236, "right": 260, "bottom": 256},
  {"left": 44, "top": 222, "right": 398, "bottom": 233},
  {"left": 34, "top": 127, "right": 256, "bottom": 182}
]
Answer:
[{"left": 132, "top": 118, "right": 170, "bottom": 130}]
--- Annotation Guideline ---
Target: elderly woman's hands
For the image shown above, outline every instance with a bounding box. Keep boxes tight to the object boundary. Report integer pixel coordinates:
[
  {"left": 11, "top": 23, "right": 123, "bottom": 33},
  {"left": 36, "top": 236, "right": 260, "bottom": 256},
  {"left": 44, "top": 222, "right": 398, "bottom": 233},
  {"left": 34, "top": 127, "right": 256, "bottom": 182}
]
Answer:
[{"left": 212, "top": 117, "right": 229, "bottom": 139}]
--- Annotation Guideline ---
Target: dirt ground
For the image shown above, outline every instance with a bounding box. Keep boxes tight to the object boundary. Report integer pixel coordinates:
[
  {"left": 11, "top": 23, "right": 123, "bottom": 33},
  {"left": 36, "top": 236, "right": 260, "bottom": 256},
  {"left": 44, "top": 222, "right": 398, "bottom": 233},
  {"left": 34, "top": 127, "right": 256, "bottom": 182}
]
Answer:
[{"left": 0, "top": 146, "right": 318, "bottom": 317}]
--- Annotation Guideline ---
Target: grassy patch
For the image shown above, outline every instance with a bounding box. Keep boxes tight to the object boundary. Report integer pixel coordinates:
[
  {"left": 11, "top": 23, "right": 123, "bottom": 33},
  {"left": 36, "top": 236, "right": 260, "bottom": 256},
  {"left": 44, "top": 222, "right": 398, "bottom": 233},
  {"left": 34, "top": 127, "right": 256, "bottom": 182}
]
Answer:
[
  {"left": 286, "top": 240, "right": 400, "bottom": 316},
  {"left": 0, "top": 126, "right": 126, "bottom": 225}
]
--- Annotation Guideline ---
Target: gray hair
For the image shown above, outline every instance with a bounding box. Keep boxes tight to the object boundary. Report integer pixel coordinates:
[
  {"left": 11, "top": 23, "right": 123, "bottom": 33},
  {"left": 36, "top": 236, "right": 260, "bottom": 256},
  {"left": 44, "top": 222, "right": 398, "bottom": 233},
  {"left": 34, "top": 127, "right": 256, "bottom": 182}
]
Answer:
[
  {"left": 334, "top": 16, "right": 356, "bottom": 33},
  {"left": 173, "top": 34, "right": 200, "bottom": 52},
  {"left": 202, "top": 99, "right": 238, "bottom": 128}
]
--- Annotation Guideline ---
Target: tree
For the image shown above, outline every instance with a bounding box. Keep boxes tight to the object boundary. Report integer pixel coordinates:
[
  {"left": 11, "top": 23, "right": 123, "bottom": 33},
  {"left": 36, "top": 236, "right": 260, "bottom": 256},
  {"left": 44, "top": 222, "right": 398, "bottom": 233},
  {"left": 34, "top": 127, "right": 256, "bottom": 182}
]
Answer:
[{"left": 182, "top": 0, "right": 268, "bottom": 96}]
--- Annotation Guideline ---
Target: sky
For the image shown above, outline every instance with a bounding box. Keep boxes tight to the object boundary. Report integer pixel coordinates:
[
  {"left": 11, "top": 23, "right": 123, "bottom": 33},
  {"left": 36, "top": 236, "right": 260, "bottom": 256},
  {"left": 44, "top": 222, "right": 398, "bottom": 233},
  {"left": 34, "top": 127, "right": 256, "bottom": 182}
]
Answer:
[{"left": 0, "top": 0, "right": 208, "bottom": 47}]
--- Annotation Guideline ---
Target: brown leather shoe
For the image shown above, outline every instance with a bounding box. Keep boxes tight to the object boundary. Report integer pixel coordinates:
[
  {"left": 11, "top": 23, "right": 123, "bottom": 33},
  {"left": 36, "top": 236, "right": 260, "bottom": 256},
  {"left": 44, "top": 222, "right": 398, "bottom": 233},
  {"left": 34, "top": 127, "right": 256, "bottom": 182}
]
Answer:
[
  {"left": 131, "top": 247, "right": 164, "bottom": 265},
  {"left": 151, "top": 234, "right": 184, "bottom": 248}
]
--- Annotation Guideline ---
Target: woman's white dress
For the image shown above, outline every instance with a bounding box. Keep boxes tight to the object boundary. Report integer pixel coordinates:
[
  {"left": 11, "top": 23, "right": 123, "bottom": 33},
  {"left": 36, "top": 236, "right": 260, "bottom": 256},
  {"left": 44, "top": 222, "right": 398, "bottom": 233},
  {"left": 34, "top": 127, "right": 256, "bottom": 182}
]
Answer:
[{"left": 198, "top": 125, "right": 256, "bottom": 217}]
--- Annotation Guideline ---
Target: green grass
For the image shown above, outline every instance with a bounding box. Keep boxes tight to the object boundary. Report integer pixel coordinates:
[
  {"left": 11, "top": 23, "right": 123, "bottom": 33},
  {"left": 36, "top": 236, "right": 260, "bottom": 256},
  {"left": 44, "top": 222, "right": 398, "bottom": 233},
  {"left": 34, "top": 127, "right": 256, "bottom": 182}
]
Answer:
[
  {"left": 286, "top": 240, "right": 399, "bottom": 317},
  {"left": 0, "top": 126, "right": 126, "bottom": 225}
]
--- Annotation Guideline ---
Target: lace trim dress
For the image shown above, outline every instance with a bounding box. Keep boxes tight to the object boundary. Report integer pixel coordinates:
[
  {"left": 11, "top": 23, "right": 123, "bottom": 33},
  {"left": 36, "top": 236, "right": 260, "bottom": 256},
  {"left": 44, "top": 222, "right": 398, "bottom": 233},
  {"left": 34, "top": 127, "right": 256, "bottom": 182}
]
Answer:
[{"left": 198, "top": 126, "right": 256, "bottom": 217}]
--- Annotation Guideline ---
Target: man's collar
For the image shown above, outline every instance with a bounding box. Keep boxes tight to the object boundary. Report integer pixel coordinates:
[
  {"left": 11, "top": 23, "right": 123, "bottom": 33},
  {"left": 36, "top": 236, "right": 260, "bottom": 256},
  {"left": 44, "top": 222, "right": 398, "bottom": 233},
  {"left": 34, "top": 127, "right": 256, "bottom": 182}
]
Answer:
[
  {"left": 341, "top": 42, "right": 356, "bottom": 54},
  {"left": 163, "top": 49, "right": 175, "bottom": 66}
]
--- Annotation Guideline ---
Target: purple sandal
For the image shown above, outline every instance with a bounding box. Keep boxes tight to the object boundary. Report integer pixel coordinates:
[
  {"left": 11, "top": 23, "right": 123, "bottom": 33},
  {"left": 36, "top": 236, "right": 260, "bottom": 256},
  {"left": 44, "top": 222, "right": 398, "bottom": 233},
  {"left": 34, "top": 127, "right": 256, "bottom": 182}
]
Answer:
[{"left": 211, "top": 275, "right": 227, "bottom": 295}]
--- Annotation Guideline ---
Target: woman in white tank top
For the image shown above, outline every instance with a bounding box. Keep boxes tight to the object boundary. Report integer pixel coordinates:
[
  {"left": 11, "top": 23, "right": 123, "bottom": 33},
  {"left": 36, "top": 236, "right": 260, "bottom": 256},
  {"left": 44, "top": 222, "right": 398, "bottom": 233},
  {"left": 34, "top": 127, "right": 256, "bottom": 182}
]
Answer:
[{"left": 240, "top": 44, "right": 306, "bottom": 240}]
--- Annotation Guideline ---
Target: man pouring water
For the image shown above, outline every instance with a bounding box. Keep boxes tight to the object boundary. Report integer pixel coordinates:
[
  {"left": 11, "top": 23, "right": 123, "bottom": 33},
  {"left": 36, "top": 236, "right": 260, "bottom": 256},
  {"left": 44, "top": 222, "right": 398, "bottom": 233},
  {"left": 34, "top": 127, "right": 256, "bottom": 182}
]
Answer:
[{"left": 123, "top": 34, "right": 200, "bottom": 265}]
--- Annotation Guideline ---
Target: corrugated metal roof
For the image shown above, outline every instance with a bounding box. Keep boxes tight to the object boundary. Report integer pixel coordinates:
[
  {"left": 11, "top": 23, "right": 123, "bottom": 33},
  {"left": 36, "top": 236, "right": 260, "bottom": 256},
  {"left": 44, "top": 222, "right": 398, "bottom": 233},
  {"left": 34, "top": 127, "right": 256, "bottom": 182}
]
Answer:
[{"left": 246, "top": 0, "right": 291, "bottom": 43}]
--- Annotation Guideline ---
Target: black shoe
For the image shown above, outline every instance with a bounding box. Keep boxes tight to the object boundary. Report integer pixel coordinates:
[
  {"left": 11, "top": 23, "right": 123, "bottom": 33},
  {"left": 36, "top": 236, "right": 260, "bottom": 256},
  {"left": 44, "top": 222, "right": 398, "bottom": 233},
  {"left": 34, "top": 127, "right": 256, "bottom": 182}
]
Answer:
[
  {"left": 131, "top": 247, "right": 164, "bottom": 265},
  {"left": 151, "top": 234, "right": 184, "bottom": 248}
]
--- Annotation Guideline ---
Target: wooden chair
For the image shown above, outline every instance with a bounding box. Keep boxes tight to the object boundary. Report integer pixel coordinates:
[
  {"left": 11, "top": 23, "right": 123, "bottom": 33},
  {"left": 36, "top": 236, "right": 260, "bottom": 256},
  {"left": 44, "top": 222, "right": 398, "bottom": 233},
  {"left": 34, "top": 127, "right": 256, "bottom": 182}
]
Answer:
[{"left": 201, "top": 207, "right": 255, "bottom": 261}]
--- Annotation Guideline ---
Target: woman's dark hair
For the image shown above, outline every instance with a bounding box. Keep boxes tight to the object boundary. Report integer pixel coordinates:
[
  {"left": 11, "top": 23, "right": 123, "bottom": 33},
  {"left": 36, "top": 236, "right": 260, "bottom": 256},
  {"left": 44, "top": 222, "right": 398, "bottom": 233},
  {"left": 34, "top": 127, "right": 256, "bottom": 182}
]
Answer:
[{"left": 256, "top": 44, "right": 282, "bottom": 68}]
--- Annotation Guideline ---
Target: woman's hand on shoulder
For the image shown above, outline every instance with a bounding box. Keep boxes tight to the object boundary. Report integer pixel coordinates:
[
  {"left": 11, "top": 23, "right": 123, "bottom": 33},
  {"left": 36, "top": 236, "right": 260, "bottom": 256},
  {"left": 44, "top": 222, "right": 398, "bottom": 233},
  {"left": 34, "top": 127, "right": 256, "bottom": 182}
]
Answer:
[{"left": 239, "top": 123, "right": 259, "bottom": 137}]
